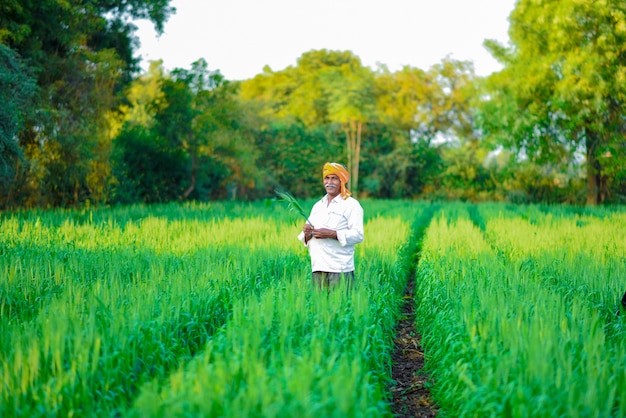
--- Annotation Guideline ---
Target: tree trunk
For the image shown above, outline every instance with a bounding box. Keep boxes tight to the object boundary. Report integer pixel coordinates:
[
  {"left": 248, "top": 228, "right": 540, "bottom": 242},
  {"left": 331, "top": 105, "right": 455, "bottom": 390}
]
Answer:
[
  {"left": 345, "top": 123, "right": 354, "bottom": 194},
  {"left": 354, "top": 120, "right": 362, "bottom": 197},
  {"left": 345, "top": 119, "right": 361, "bottom": 197},
  {"left": 182, "top": 152, "right": 197, "bottom": 199}
]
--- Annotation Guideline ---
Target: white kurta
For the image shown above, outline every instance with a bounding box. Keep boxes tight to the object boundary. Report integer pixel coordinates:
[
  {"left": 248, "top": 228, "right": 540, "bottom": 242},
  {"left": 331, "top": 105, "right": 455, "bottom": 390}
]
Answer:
[{"left": 297, "top": 194, "right": 364, "bottom": 273}]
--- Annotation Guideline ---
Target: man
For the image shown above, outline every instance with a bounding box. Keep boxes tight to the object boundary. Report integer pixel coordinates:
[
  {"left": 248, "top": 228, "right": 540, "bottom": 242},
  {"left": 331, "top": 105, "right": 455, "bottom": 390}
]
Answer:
[{"left": 298, "top": 162, "right": 364, "bottom": 290}]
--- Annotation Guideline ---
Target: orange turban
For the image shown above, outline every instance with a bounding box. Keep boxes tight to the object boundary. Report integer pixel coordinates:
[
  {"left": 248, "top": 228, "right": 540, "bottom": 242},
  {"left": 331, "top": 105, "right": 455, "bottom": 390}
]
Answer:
[{"left": 323, "top": 162, "right": 351, "bottom": 199}]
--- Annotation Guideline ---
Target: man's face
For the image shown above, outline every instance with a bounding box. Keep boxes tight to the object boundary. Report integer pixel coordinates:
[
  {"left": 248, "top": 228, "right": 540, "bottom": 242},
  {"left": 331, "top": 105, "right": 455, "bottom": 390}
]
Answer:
[{"left": 324, "top": 174, "right": 341, "bottom": 198}]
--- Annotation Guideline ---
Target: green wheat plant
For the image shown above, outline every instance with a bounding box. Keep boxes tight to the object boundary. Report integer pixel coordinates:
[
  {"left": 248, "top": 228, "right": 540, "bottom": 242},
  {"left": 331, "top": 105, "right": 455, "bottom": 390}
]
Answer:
[
  {"left": 413, "top": 202, "right": 626, "bottom": 417},
  {"left": 128, "top": 202, "right": 424, "bottom": 417},
  {"left": 275, "top": 190, "right": 314, "bottom": 227},
  {"left": 2, "top": 200, "right": 625, "bottom": 417}
]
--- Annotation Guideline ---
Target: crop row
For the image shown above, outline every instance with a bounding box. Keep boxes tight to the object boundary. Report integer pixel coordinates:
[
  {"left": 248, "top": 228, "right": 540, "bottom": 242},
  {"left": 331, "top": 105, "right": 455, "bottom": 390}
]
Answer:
[
  {"left": 0, "top": 200, "right": 430, "bottom": 416},
  {"left": 414, "top": 203, "right": 626, "bottom": 417}
]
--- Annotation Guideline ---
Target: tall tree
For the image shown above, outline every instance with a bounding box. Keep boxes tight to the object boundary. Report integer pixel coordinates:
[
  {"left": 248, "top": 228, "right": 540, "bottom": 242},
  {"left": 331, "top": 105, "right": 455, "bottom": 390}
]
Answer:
[
  {"left": 429, "top": 58, "right": 478, "bottom": 144},
  {"left": 240, "top": 49, "right": 374, "bottom": 196},
  {"left": 373, "top": 60, "right": 478, "bottom": 198},
  {"left": 323, "top": 64, "right": 375, "bottom": 197},
  {"left": 152, "top": 59, "right": 258, "bottom": 200},
  {"left": 375, "top": 59, "right": 476, "bottom": 144},
  {"left": 0, "top": 0, "right": 174, "bottom": 206},
  {"left": 118, "top": 60, "right": 166, "bottom": 129},
  {"left": 483, "top": 0, "right": 626, "bottom": 205},
  {"left": 0, "top": 44, "right": 36, "bottom": 207},
  {"left": 171, "top": 59, "right": 231, "bottom": 199}
]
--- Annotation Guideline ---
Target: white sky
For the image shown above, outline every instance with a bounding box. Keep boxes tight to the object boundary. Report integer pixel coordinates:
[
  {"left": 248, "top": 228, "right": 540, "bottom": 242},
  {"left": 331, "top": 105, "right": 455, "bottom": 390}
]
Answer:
[{"left": 133, "top": 0, "right": 516, "bottom": 81}]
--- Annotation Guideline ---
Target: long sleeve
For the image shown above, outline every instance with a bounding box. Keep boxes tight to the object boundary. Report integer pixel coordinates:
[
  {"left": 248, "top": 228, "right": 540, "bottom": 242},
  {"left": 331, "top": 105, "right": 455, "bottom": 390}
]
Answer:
[{"left": 336, "top": 201, "right": 364, "bottom": 247}]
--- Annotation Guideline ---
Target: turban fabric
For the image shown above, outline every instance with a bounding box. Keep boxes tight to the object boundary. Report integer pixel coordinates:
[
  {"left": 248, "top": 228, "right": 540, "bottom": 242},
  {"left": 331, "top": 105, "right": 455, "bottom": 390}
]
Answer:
[{"left": 323, "top": 162, "right": 351, "bottom": 199}]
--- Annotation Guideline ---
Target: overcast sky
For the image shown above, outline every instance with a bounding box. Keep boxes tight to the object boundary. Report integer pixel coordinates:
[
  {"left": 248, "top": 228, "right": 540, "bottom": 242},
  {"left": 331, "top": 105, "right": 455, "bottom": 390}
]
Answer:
[{"left": 133, "top": 0, "right": 516, "bottom": 81}]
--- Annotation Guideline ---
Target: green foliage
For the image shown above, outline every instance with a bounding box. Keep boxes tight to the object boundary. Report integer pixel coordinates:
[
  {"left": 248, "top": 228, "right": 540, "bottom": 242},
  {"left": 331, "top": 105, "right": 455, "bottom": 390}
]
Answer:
[
  {"left": 374, "top": 66, "right": 433, "bottom": 140},
  {"left": 111, "top": 59, "right": 259, "bottom": 203},
  {"left": 253, "top": 120, "right": 341, "bottom": 199},
  {"left": 0, "top": 44, "right": 36, "bottom": 205},
  {"left": 240, "top": 50, "right": 376, "bottom": 196},
  {"left": 275, "top": 190, "right": 313, "bottom": 226},
  {"left": 240, "top": 49, "right": 367, "bottom": 128},
  {"left": 481, "top": 0, "right": 626, "bottom": 204},
  {"left": 0, "top": 0, "right": 175, "bottom": 207},
  {"left": 500, "top": 160, "right": 586, "bottom": 205},
  {"left": 112, "top": 124, "right": 187, "bottom": 203},
  {"left": 358, "top": 123, "right": 443, "bottom": 199},
  {"left": 2, "top": 0, "right": 624, "bottom": 207},
  {"left": 241, "top": 50, "right": 489, "bottom": 200},
  {"left": 435, "top": 143, "right": 495, "bottom": 201}
]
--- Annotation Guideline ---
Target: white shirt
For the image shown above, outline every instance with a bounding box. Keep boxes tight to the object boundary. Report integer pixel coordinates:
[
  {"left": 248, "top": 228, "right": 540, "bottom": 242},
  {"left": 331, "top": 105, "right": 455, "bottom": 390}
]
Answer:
[{"left": 297, "top": 194, "right": 364, "bottom": 273}]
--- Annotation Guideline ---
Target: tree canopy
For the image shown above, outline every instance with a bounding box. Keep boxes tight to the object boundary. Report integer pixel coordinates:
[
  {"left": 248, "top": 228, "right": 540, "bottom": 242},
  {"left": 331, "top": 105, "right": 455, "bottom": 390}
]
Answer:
[
  {"left": 0, "top": 0, "right": 174, "bottom": 207},
  {"left": 1, "top": 1, "right": 624, "bottom": 208},
  {"left": 482, "top": 0, "right": 626, "bottom": 204}
]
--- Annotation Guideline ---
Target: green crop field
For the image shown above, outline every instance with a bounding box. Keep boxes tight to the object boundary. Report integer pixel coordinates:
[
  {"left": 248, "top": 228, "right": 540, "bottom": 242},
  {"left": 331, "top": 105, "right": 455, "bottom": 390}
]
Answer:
[{"left": 1, "top": 200, "right": 625, "bottom": 417}]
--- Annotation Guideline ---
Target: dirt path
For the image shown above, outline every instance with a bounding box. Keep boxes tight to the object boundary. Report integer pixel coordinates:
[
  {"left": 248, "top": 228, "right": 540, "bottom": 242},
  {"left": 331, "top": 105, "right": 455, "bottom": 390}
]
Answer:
[{"left": 389, "top": 275, "right": 439, "bottom": 417}]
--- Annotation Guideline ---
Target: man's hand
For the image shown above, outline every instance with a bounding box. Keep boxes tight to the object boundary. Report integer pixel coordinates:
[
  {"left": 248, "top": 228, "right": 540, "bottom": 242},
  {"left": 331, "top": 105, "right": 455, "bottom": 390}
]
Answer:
[
  {"left": 303, "top": 224, "right": 314, "bottom": 241},
  {"left": 312, "top": 228, "right": 337, "bottom": 240}
]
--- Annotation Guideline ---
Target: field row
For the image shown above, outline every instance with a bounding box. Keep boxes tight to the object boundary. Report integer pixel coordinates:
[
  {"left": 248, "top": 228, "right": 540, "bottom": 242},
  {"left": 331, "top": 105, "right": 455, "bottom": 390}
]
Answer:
[
  {"left": 415, "top": 203, "right": 626, "bottom": 417},
  {"left": 0, "top": 201, "right": 429, "bottom": 416}
]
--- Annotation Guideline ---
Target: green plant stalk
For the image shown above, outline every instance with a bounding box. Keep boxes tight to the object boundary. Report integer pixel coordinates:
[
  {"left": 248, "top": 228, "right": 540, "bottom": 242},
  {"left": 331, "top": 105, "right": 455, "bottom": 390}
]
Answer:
[{"left": 275, "top": 190, "right": 314, "bottom": 228}]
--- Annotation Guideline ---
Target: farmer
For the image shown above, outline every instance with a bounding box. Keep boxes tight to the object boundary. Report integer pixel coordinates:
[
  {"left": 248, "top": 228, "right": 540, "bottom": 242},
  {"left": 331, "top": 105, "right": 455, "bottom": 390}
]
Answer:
[{"left": 298, "top": 162, "right": 364, "bottom": 291}]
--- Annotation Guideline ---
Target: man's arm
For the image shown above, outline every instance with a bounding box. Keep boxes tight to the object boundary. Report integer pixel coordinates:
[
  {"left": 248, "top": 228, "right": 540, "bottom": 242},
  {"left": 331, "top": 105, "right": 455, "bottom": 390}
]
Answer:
[{"left": 336, "top": 202, "right": 364, "bottom": 246}]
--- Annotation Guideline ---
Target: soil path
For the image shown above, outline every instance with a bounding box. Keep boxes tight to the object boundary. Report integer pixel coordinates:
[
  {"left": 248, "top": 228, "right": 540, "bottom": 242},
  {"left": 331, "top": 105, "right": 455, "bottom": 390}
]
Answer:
[{"left": 389, "top": 274, "right": 439, "bottom": 417}]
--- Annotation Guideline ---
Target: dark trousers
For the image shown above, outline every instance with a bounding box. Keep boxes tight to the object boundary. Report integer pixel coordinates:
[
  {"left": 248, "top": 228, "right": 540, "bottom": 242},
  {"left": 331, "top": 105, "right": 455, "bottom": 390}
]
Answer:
[{"left": 312, "top": 271, "right": 354, "bottom": 291}]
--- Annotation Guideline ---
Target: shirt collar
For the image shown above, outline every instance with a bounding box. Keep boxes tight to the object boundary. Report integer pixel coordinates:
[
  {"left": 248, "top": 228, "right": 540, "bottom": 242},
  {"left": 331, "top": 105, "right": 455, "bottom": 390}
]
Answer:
[{"left": 322, "top": 194, "right": 341, "bottom": 204}]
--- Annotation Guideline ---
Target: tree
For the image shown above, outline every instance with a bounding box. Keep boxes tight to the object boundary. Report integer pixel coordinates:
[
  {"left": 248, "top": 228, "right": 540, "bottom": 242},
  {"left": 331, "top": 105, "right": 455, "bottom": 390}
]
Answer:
[
  {"left": 112, "top": 61, "right": 178, "bottom": 203},
  {"left": 152, "top": 60, "right": 260, "bottom": 200},
  {"left": 429, "top": 58, "right": 478, "bottom": 144},
  {"left": 323, "top": 64, "right": 376, "bottom": 197},
  {"left": 253, "top": 120, "right": 341, "bottom": 198},
  {"left": 372, "top": 60, "right": 479, "bottom": 199},
  {"left": 0, "top": 44, "right": 36, "bottom": 207},
  {"left": 240, "top": 49, "right": 374, "bottom": 196},
  {"left": 118, "top": 60, "right": 166, "bottom": 129},
  {"left": 482, "top": 0, "right": 626, "bottom": 205},
  {"left": 112, "top": 123, "right": 186, "bottom": 203},
  {"left": 0, "top": 0, "right": 175, "bottom": 206}
]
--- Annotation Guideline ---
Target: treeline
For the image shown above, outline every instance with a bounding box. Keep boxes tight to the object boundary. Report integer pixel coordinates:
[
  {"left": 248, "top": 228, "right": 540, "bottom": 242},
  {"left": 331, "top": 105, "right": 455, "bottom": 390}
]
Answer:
[{"left": 1, "top": 0, "right": 624, "bottom": 209}]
